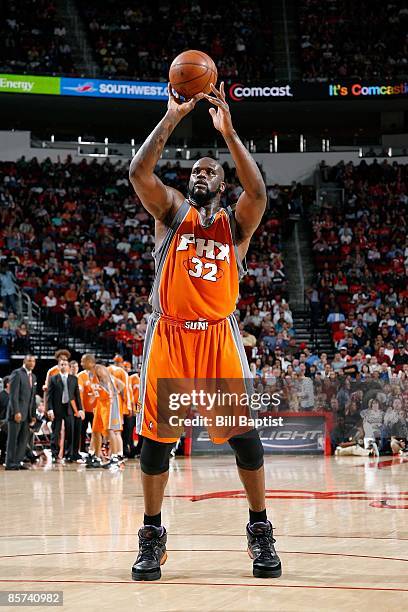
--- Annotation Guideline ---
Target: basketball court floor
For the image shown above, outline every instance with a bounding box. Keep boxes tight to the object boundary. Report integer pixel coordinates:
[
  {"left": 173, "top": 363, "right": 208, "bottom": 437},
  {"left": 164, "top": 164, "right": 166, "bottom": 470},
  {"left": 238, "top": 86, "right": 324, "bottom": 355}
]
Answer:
[{"left": 1, "top": 454, "right": 407, "bottom": 611}]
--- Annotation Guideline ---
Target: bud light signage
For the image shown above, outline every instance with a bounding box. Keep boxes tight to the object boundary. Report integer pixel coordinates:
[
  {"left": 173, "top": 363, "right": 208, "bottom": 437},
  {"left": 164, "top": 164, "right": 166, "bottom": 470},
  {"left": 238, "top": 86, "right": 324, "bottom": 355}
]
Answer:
[{"left": 191, "top": 416, "right": 326, "bottom": 454}]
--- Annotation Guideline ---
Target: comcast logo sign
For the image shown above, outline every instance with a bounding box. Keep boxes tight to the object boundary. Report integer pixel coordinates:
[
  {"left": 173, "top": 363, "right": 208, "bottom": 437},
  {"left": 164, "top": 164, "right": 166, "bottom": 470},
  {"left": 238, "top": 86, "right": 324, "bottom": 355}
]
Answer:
[{"left": 229, "top": 83, "right": 293, "bottom": 101}]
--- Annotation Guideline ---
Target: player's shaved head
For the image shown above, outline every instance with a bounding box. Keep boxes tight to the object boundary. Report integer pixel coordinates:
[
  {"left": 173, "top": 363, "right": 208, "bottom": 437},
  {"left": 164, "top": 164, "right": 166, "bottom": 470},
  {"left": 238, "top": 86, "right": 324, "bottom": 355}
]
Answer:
[
  {"left": 188, "top": 157, "right": 225, "bottom": 207},
  {"left": 81, "top": 353, "right": 96, "bottom": 370},
  {"left": 193, "top": 157, "right": 225, "bottom": 180}
]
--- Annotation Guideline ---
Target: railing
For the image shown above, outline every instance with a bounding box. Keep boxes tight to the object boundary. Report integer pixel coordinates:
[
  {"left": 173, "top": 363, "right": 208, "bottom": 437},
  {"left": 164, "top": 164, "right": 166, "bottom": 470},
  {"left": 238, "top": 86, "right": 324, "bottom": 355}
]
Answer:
[
  {"left": 16, "top": 289, "right": 40, "bottom": 323},
  {"left": 64, "top": 0, "right": 98, "bottom": 77},
  {"left": 31, "top": 133, "right": 408, "bottom": 158},
  {"left": 32, "top": 136, "right": 222, "bottom": 160},
  {"left": 293, "top": 223, "right": 305, "bottom": 308},
  {"left": 281, "top": 0, "right": 292, "bottom": 81},
  {"left": 316, "top": 187, "right": 345, "bottom": 210}
]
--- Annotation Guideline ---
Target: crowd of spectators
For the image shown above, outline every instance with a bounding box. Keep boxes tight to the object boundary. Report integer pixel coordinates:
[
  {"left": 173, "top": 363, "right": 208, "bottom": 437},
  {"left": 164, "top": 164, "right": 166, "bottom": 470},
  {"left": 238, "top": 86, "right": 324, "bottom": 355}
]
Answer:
[
  {"left": 0, "top": 265, "right": 32, "bottom": 357},
  {"left": 2, "top": 0, "right": 408, "bottom": 85},
  {"left": 0, "top": 156, "right": 288, "bottom": 365},
  {"left": 78, "top": 0, "right": 275, "bottom": 80},
  {"left": 0, "top": 0, "right": 74, "bottom": 76},
  {"left": 0, "top": 155, "right": 407, "bottom": 454},
  {"left": 298, "top": 0, "right": 408, "bottom": 82},
  {"left": 303, "top": 159, "right": 408, "bottom": 450}
]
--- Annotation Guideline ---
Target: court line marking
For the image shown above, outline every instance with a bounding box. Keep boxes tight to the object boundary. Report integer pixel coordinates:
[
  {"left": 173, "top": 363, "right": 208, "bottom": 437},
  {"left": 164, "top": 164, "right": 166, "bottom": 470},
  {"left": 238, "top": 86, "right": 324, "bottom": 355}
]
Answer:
[
  {"left": 0, "top": 550, "right": 407, "bottom": 563},
  {"left": 1, "top": 534, "right": 407, "bottom": 540},
  {"left": 370, "top": 500, "right": 408, "bottom": 509},
  {"left": 362, "top": 458, "right": 408, "bottom": 469},
  {"left": 2, "top": 489, "right": 408, "bottom": 503},
  {"left": 0, "top": 579, "right": 407, "bottom": 592},
  {"left": 190, "top": 489, "right": 408, "bottom": 503}
]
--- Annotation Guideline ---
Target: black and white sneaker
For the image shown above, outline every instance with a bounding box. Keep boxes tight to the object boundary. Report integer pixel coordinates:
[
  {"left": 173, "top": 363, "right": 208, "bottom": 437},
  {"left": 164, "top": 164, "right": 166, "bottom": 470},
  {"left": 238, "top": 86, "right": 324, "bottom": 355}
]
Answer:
[
  {"left": 85, "top": 455, "right": 102, "bottom": 469},
  {"left": 246, "top": 521, "right": 282, "bottom": 578},
  {"left": 131, "top": 526, "right": 167, "bottom": 581},
  {"left": 102, "top": 455, "right": 120, "bottom": 469}
]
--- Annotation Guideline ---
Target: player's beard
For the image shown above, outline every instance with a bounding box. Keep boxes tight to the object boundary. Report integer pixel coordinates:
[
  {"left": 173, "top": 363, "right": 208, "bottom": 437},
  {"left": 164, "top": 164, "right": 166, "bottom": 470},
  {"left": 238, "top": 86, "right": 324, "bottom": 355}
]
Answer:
[{"left": 188, "top": 184, "right": 220, "bottom": 206}]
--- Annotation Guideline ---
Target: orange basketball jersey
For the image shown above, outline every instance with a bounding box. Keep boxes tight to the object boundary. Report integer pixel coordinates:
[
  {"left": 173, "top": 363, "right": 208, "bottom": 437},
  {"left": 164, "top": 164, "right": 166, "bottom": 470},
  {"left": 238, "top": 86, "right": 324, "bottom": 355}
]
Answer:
[
  {"left": 150, "top": 202, "right": 245, "bottom": 320},
  {"left": 137, "top": 202, "right": 252, "bottom": 443},
  {"left": 44, "top": 365, "right": 60, "bottom": 390},
  {"left": 44, "top": 364, "right": 61, "bottom": 409},
  {"left": 77, "top": 370, "right": 98, "bottom": 413},
  {"left": 92, "top": 373, "right": 122, "bottom": 435},
  {"left": 107, "top": 365, "right": 131, "bottom": 416},
  {"left": 129, "top": 373, "right": 140, "bottom": 411}
]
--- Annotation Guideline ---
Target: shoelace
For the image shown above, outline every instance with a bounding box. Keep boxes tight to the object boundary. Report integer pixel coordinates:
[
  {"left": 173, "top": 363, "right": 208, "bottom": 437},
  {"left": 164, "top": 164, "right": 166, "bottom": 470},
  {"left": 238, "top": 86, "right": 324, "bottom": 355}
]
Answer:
[
  {"left": 139, "top": 536, "right": 160, "bottom": 561},
  {"left": 254, "top": 533, "right": 277, "bottom": 559}
]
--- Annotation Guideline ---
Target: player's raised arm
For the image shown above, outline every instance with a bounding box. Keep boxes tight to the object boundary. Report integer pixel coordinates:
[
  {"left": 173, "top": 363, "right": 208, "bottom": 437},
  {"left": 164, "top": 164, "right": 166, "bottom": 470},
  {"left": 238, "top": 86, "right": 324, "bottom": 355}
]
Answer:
[
  {"left": 129, "top": 86, "right": 204, "bottom": 221},
  {"left": 205, "top": 82, "right": 267, "bottom": 242}
]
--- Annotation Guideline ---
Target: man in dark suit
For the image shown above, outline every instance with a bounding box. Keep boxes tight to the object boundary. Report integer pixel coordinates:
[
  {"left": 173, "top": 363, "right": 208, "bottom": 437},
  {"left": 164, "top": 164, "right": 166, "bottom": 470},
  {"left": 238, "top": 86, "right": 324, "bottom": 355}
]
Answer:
[
  {"left": 5, "top": 355, "right": 37, "bottom": 470},
  {"left": 47, "top": 356, "right": 84, "bottom": 462},
  {"left": 0, "top": 376, "right": 10, "bottom": 464}
]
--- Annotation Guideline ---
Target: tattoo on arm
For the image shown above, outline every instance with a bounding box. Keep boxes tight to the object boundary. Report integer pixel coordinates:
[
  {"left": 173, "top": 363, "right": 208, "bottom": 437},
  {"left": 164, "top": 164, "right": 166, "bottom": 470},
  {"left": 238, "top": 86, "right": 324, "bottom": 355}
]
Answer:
[{"left": 130, "top": 113, "right": 179, "bottom": 177}]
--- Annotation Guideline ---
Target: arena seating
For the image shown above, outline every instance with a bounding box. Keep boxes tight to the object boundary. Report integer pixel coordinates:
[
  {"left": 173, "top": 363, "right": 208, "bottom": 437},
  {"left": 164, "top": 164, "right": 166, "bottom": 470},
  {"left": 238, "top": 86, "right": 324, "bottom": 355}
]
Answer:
[
  {"left": 0, "top": 0, "right": 74, "bottom": 75},
  {"left": 2, "top": 0, "right": 407, "bottom": 84},
  {"left": 298, "top": 0, "right": 408, "bottom": 81},
  {"left": 312, "top": 159, "right": 408, "bottom": 377},
  {"left": 0, "top": 156, "right": 289, "bottom": 364},
  {"left": 1, "top": 155, "right": 407, "bottom": 423},
  {"left": 77, "top": 0, "right": 275, "bottom": 80}
]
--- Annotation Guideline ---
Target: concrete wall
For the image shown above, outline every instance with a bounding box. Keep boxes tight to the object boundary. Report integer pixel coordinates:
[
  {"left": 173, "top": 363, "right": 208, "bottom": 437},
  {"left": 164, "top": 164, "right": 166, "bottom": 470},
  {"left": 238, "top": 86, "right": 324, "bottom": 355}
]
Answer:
[{"left": 1, "top": 130, "right": 407, "bottom": 185}]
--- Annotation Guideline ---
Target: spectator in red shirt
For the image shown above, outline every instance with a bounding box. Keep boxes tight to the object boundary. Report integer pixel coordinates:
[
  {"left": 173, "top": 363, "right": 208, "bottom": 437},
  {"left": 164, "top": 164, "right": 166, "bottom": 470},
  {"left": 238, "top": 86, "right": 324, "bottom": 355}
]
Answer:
[{"left": 376, "top": 347, "right": 392, "bottom": 366}]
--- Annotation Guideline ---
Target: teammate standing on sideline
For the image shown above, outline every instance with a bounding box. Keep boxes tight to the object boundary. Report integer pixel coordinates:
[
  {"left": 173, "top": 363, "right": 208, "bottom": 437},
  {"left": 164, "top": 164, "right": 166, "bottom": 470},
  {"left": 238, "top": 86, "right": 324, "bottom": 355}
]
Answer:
[
  {"left": 128, "top": 368, "right": 140, "bottom": 457},
  {"left": 69, "top": 360, "right": 85, "bottom": 462},
  {"left": 107, "top": 355, "right": 130, "bottom": 460},
  {"left": 77, "top": 360, "right": 97, "bottom": 456},
  {"left": 81, "top": 354, "right": 104, "bottom": 468},
  {"left": 129, "top": 83, "right": 281, "bottom": 580},
  {"left": 81, "top": 354, "right": 124, "bottom": 468}
]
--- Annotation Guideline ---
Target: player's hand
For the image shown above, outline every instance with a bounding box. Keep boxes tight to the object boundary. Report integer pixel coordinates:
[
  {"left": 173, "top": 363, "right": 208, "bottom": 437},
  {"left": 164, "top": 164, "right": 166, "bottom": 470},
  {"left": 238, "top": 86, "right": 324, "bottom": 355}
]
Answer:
[
  {"left": 205, "top": 82, "right": 234, "bottom": 136},
  {"left": 47, "top": 410, "right": 54, "bottom": 421},
  {"left": 167, "top": 83, "right": 204, "bottom": 119},
  {"left": 14, "top": 412, "right": 22, "bottom": 423},
  {"left": 78, "top": 410, "right": 85, "bottom": 421}
]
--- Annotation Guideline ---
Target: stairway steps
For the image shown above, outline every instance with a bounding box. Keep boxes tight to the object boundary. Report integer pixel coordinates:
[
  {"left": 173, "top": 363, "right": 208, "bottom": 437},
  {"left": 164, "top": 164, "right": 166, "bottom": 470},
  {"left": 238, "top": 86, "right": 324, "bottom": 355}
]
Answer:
[
  {"left": 24, "top": 325, "right": 117, "bottom": 361},
  {"left": 292, "top": 306, "right": 335, "bottom": 357},
  {"left": 270, "top": 0, "right": 301, "bottom": 81},
  {"left": 56, "top": 0, "right": 99, "bottom": 76}
]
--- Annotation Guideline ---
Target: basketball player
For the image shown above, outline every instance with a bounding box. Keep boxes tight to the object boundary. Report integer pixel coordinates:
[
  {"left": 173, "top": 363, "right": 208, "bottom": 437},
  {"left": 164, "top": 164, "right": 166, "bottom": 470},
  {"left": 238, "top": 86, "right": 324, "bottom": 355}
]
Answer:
[
  {"left": 129, "top": 368, "right": 141, "bottom": 457},
  {"left": 80, "top": 354, "right": 123, "bottom": 468},
  {"left": 107, "top": 355, "right": 131, "bottom": 460},
  {"left": 129, "top": 82, "right": 281, "bottom": 580},
  {"left": 122, "top": 361, "right": 132, "bottom": 374},
  {"left": 77, "top": 359, "right": 97, "bottom": 456},
  {"left": 68, "top": 359, "right": 85, "bottom": 462}
]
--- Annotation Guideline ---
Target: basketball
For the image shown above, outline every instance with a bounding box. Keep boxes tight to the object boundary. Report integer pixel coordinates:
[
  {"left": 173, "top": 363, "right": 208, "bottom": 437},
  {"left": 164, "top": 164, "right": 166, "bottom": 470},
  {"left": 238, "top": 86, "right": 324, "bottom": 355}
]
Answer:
[{"left": 169, "top": 50, "right": 218, "bottom": 99}]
